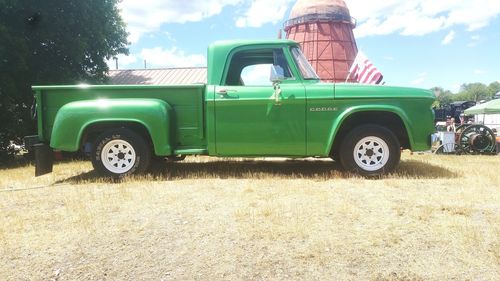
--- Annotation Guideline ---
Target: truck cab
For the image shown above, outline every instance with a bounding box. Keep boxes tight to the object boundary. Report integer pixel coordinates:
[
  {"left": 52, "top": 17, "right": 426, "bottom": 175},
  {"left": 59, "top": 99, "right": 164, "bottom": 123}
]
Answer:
[{"left": 207, "top": 40, "right": 312, "bottom": 156}]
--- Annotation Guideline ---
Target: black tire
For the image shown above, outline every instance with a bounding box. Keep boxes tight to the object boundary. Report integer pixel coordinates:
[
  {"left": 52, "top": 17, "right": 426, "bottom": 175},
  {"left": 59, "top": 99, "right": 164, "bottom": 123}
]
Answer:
[
  {"left": 91, "top": 128, "right": 151, "bottom": 178},
  {"left": 331, "top": 152, "right": 340, "bottom": 163},
  {"left": 339, "top": 125, "right": 401, "bottom": 176}
]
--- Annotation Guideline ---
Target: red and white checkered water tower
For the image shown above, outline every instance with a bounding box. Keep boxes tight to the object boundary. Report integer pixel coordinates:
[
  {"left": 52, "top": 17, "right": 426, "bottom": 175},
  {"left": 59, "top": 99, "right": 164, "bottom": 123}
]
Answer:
[{"left": 284, "top": 0, "right": 358, "bottom": 82}]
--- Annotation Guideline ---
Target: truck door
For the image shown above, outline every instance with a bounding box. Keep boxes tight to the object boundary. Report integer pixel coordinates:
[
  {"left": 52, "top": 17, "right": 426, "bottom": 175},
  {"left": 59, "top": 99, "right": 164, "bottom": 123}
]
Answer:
[{"left": 214, "top": 47, "right": 306, "bottom": 156}]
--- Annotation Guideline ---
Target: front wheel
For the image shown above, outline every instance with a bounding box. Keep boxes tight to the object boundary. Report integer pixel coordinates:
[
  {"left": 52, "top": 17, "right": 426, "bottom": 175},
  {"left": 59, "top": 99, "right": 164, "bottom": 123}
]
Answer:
[
  {"left": 339, "top": 125, "right": 401, "bottom": 176},
  {"left": 92, "top": 128, "right": 151, "bottom": 178}
]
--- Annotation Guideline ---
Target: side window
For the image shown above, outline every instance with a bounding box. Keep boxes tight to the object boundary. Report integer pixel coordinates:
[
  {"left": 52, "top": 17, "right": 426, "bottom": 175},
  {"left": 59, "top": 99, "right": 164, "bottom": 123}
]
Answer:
[
  {"left": 240, "top": 64, "right": 274, "bottom": 86},
  {"left": 225, "top": 48, "right": 293, "bottom": 86}
]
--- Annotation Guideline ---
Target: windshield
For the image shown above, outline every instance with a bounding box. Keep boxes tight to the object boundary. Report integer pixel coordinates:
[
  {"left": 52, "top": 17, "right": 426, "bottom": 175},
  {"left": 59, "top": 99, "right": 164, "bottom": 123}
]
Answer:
[{"left": 291, "top": 47, "right": 320, "bottom": 80}]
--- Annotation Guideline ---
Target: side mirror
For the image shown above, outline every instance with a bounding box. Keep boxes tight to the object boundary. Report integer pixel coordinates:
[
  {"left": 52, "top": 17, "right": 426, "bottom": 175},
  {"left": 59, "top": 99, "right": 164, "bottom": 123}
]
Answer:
[{"left": 270, "top": 65, "right": 285, "bottom": 84}]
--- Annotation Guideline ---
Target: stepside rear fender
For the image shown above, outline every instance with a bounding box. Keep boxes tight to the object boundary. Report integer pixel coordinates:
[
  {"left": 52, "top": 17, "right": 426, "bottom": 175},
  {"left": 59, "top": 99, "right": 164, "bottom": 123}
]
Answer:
[
  {"left": 326, "top": 105, "right": 414, "bottom": 155},
  {"left": 50, "top": 99, "right": 173, "bottom": 155}
]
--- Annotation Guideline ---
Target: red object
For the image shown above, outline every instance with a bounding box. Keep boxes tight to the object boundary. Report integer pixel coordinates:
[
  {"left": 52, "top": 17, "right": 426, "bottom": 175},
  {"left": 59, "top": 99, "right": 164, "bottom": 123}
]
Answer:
[
  {"left": 284, "top": 0, "right": 358, "bottom": 83},
  {"left": 349, "top": 51, "right": 384, "bottom": 84}
]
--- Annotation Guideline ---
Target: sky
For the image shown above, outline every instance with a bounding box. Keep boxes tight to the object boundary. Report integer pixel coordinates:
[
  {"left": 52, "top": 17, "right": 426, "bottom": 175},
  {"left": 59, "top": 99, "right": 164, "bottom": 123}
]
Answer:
[{"left": 109, "top": 0, "right": 500, "bottom": 92}]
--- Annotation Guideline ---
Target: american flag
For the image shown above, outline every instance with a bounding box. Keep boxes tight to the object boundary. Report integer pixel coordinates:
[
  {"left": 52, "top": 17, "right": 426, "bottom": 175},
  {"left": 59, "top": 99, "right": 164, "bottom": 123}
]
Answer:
[{"left": 348, "top": 51, "right": 384, "bottom": 84}]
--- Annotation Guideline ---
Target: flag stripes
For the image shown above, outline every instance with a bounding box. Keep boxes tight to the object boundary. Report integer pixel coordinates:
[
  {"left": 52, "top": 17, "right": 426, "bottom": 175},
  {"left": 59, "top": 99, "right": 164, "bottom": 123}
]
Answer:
[{"left": 348, "top": 51, "right": 384, "bottom": 84}]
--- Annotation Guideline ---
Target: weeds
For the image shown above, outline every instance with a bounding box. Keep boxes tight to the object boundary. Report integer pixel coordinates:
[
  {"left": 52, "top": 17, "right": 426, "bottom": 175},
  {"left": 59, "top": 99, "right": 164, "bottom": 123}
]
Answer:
[{"left": 0, "top": 152, "right": 499, "bottom": 280}]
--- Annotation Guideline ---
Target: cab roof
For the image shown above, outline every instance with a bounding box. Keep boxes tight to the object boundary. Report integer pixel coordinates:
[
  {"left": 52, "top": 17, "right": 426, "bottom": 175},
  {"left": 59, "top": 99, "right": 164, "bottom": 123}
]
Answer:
[{"left": 207, "top": 39, "right": 299, "bottom": 85}]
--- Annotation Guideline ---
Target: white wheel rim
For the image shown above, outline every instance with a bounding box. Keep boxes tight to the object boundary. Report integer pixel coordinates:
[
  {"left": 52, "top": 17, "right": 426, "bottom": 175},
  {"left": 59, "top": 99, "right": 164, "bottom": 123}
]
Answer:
[
  {"left": 101, "top": 140, "right": 136, "bottom": 174},
  {"left": 353, "top": 136, "right": 390, "bottom": 172}
]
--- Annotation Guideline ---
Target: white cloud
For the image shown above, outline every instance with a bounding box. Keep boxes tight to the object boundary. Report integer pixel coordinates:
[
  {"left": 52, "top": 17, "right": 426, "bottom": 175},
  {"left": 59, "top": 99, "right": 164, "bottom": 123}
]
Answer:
[
  {"left": 140, "top": 47, "right": 206, "bottom": 68},
  {"left": 411, "top": 78, "right": 425, "bottom": 85},
  {"left": 120, "top": 0, "right": 293, "bottom": 41},
  {"left": 347, "top": 0, "right": 500, "bottom": 38},
  {"left": 163, "top": 32, "right": 177, "bottom": 44},
  {"left": 106, "top": 54, "right": 138, "bottom": 70},
  {"left": 235, "top": 0, "right": 293, "bottom": 28},
  {"left": 411, "top": 72, "right": 427, "bottom": 85},
  {"left": 119, "top": 0, "right": 242, "bottom": 42},
  {"left": 441, "top": 30, "right": 455, "bottom": 45},
  {"left": 117, "top": 0, "right": 500, "bottom": 43},
  {"left": 474, "top": 69, "right": 486, "bottom": 75},
  {"left": 467, "top": 35, "right": 481, "bottom": 47}
]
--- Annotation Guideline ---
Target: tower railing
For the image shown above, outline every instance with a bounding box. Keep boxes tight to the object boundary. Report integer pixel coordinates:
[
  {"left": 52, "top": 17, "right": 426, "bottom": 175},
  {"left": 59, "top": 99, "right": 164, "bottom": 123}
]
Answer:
[{"left": 284, "top": 12, "right": 357, "bottom": 31}]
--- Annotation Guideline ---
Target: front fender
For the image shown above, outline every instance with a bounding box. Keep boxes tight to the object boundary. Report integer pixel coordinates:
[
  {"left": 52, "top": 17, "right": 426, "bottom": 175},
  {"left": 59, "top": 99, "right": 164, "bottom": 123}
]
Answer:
[
  {"left": 50, "top": 99, "right": 173, "bottom": 155},
  {"left": 326, "top": 105, "right": 414, "bottom": 155}
]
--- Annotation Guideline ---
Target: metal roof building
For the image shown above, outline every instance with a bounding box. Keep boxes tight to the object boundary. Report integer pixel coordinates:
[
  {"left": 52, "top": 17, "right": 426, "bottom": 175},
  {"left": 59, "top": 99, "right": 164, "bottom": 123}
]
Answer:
[{"left": 108, "top": 67, "right": 207, "bottom": 85}]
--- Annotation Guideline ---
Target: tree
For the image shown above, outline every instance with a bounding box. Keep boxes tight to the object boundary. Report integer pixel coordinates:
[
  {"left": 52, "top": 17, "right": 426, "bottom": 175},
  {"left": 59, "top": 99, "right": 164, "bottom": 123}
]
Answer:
[
  {"left": 0, "top": 0, "right": 128, "bottom": 165},
  {"left": 431, "top": 87, "right": 453, "bottom": 107},
  {"left": 488, "top": 81, "right": 500, "bottom": 97},
  {"left": 454, "top": 83, "right": 490, "bottom": 102}
]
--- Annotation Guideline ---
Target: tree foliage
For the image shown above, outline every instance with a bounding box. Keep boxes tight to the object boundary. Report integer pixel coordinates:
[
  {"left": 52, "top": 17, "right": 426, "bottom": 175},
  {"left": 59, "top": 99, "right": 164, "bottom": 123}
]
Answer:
[
  {"left": 431, "top": 87, "right": 453, "bottom": 107},
  {"left": 487, "top": 81, "right": 500, "bottom": 97},
  {"left": 0, "top": 0, "right": 128, "bottom": 164},
  {"left": 432, "top": 81, "right": 500, "bottom": 107},
  {"left": 454, "top": 83, "right": 490, "bottom": 102}
]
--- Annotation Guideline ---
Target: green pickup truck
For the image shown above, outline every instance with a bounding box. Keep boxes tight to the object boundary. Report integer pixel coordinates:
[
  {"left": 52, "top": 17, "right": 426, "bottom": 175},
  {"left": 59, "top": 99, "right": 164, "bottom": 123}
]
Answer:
[{"left": 27, "top": 39, "right": 435, "bottom": 177}]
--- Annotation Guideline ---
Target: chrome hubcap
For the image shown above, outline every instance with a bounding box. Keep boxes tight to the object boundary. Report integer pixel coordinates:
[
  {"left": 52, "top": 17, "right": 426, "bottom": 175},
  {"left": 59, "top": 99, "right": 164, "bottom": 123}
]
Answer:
[
  {"left": 101, "top": 140, "right": 136, "bottom": 174},
  {"left": 353, "top": 136, "right": 389, "bottom": 171}
]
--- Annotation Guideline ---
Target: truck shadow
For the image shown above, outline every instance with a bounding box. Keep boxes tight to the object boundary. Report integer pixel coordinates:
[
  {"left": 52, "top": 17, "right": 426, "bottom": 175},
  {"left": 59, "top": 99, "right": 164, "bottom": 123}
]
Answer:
[
  {"left": 152, "top": 159, "right": 457, "bottom": 180},
  {"left": 58, "top": 159, "right": 457, "bottom": 183}
]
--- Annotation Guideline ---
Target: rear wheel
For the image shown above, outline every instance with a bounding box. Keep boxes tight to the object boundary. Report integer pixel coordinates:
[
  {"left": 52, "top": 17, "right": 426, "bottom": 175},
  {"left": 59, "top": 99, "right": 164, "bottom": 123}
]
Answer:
[
  {"left": 339, "top": 125, "right": 400, "bottom": 176},
  {"left": 331, "top": 151, "right": 340, "bottom": 163},
  {"left": 92, "top": 128, "right": 151, "bottom": 178}
]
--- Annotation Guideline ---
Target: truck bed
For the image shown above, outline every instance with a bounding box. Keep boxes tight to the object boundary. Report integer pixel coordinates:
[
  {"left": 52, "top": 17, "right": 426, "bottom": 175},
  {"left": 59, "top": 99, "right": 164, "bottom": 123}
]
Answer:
[{"left": 33, "top": 84, "right": 207, "bottom": 151}]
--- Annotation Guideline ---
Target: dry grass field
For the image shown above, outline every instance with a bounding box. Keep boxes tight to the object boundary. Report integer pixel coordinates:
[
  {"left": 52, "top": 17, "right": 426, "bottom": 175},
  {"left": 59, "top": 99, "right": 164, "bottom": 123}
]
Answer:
[{"left": 0, "top": 152, "right": 499, "bottom": 280}]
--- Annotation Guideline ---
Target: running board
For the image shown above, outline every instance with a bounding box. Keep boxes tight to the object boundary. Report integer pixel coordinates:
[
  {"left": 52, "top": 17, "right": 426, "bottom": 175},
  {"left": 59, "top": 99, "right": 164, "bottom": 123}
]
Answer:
[{"left": 173, "top": 148, "right": 208, "bottom": 155}]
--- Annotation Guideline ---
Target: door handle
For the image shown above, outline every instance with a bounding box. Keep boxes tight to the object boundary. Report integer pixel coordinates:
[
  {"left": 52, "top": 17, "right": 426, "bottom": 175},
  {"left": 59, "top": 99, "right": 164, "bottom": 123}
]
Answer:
[{"left": 217, "top": 89, "right": 237, "bottom": 96}]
